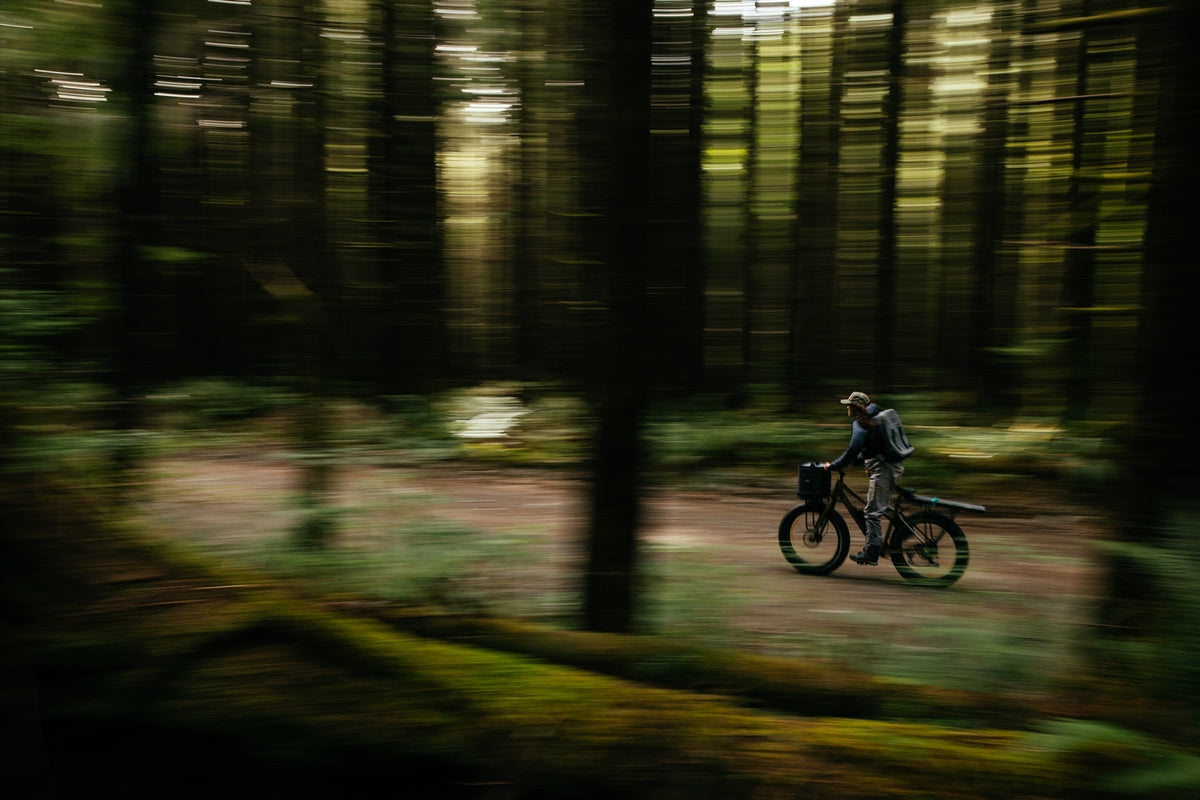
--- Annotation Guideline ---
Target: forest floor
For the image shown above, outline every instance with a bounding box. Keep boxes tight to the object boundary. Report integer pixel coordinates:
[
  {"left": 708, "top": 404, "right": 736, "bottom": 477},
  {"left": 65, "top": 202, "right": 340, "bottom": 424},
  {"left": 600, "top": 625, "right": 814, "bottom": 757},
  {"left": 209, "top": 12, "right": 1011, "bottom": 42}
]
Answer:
[{"left": 140, "top": 453, "right": 1108, "bottom": 697}]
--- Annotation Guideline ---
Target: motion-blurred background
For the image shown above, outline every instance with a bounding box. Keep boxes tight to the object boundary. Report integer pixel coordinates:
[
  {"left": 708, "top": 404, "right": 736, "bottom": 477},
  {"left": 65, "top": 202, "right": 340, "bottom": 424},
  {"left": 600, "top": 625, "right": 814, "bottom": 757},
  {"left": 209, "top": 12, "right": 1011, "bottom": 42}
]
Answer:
[{"left": 4, "top": 1, "right": 1200, "bottom": 796}]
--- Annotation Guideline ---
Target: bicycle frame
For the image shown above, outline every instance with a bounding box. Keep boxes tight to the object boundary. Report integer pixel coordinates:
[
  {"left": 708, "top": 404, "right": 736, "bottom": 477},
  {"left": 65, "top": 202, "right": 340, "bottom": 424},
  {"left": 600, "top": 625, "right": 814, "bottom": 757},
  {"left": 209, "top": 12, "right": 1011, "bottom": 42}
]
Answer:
[
  {"left": 810, "top": 471, "right": 908, "bottom": 552},
  {"left": 812, "top": 470, "right": 983, "bottom": 554}
]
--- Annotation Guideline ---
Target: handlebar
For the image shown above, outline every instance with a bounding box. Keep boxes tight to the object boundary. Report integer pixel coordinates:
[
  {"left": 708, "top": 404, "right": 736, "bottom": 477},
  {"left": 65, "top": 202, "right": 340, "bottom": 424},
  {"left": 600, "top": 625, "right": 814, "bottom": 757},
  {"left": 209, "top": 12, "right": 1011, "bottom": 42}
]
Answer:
[{"left": 801, "top": 460, "right": 843, "bottom": 476}]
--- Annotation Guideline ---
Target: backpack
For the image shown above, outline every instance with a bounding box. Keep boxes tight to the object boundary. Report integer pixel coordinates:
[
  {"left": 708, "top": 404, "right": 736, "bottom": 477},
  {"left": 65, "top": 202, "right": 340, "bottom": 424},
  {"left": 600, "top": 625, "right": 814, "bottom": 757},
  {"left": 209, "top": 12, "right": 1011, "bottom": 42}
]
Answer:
[{"left": 873, "top": 408, "right": 914, "bottom": 461}]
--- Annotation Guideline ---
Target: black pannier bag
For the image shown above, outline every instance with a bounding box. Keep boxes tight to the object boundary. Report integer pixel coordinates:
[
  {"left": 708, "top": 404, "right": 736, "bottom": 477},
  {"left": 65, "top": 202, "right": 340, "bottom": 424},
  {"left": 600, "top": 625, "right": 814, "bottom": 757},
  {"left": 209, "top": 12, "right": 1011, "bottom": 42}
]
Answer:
[{"left": 796, "top": 462, "right": 831, "bottom": 498}]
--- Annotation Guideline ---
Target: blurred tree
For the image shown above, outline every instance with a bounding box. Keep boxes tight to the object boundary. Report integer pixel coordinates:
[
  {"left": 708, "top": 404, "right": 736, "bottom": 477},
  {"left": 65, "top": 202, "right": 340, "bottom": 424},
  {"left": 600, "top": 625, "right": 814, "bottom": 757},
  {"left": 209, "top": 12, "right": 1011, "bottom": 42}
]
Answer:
[
  {"left": 510, "top": 0, "right": 550, "bottom": 379},
  {"left": 578, "top": 0, "right": 654, "bottom": 633},
  {"left": 0, "top": 27, "right": 62, "bottom": 293},
  {"left": 245, "top": 0, "right": 339, "bottom": 546},
  {"left": 645, "top": 0, "right": 708, "bottom": 395},
  {"left": 835, "top": 2, "right": 895, "bottom": 387},
  {"left": 928, "top": 0, "right": 991, "bottom": 389},
  {"left": 739, "top": 16, "right": 760, "bottom": 393},
  {"left": 175, "top": 0, "right": 275, "bottom": 379},
  {"left": 368, "top": 0, "right": 446, "bottom": 394},
  {"left": 296, "top": 0, "right": 339, "bottom": 547},
  {"left": 790, "top": 0, "right": 842, "bottom": 404},
  {"left": 971, "top": 2, "right": 1020, "bottom": 410},
  {"left": 875, "top": 0, "right": 905, "bottom": 392},
  {"left": 744, "top": 2, "right": 801, "bottom": 397},
  {"left": 701, "top": 4, "right": 753, "bottom": 396},
  {"left": 1057, "top": 0, "right": 1100, "bottom": 419},
  {"left": 109, "top": 0, "right": 167, "bottom": 489},
  {"left": 1103, "top": 1, "right": 1200, "bottom": 631}
]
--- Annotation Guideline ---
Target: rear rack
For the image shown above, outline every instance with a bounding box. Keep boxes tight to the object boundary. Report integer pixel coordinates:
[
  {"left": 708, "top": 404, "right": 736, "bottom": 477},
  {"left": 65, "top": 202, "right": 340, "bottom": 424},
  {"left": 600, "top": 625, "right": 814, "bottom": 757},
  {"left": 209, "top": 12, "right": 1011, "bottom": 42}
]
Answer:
[{"left": 896, "top": 486, "right": 986, "bottom": 515}]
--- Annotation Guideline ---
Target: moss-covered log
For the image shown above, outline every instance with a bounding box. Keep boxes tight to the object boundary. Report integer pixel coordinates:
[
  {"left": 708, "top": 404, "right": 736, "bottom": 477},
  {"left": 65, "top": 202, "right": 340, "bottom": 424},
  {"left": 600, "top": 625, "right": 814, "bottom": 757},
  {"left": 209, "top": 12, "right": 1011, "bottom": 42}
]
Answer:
[{"left": 345, "top": 605, "right": 1081, "bottom": 729}]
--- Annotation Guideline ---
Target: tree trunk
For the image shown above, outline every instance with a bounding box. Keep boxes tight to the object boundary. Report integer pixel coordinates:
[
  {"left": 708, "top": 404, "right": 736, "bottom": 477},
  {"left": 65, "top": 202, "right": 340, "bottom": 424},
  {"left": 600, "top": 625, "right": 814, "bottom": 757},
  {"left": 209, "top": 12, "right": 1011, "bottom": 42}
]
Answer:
[
  {"left": 644, "top": 0, "right": 707, "bottom": 395},
  {"left": 971, "top": 12, "right": 1019, "bottom": 411},
  {"left": 369, "top": 0, "right": 445, "bottom": 393},
  {"left": 110, "top": 0, "right": 164, "bottom": 492},
  {"left": 876, "top": 0, "right": 905, "bottom": 392},
  {"left": 1101, "top": 1, "right": 1200, "bottom": 632},
  {"left": 792, "top": 1, "right": 843, "bottom": 405},
  {"left": 580, "top": 0, "right": 653, "bottom": 634},
  {"left": 1058, "top": 1, "right": 1098, "bottom": 419}
]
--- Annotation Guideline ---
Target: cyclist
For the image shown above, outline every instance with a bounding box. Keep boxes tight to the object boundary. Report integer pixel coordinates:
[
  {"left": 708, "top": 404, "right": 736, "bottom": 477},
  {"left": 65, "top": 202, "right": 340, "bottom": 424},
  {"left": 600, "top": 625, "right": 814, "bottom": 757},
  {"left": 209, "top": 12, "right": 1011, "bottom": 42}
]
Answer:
[{"left": 823, "top": 391, "right": 903, "bottom": 566}]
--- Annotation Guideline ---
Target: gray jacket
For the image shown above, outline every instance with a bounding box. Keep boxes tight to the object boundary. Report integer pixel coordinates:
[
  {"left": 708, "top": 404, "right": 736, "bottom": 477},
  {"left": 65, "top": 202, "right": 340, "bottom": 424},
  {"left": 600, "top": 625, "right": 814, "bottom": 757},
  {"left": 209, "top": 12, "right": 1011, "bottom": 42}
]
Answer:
[{"left": 829, "top": 403, "right": 882, "bottom": 470}]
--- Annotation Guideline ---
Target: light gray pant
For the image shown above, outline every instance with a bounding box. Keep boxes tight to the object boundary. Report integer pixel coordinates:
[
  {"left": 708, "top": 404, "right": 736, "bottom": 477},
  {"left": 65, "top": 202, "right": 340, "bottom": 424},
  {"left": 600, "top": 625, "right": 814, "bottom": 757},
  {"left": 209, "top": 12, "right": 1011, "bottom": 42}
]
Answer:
[{"left": 864, "top": 457, "right": 904, "bottom": 549}]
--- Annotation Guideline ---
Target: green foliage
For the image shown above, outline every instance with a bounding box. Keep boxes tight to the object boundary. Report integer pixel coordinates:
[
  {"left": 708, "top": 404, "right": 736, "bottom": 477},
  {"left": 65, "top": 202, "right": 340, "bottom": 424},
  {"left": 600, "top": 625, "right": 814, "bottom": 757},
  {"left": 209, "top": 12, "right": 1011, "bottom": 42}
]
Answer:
[
  {"left": 638, "top": 546, "right": 753, "bottom": 644},
  {"left": 876, "top": 616, "right": 1088, "bottom": 696},
  {"left": 1028, "top": 720, "right": 1200, "bottom": 798},
  {"left": 176, "top": 504, "right": 564, "bottom": 619},
  {"left": 0, "top": 272, "right": 111, "bottom": 482},
  {"left": 642, "top": 401, "right": 1117, "bottom": 490},
  {"left": 133, "top": 380, "right": 1121, "bottom": 492},
  {"left": 0, "top": 274, "right": 79, "bottom": 385},
  {"left": 139, "top": 245, "right": 212, "bottom": 277},
  {"left": 1092, "top": 512, "right": 1200, "bottom": 730},
  {"left": 376, "top": 394, "right": 458, "bottom": 448},
  {"left": 146, "top": 379, "right": 298, "bottom": 427},
  {"left": 127, "top": 379, "right": 1118, "bottom": 494},
  {"left": 645, "top": 407, "right": 842, "bottom": 475}
]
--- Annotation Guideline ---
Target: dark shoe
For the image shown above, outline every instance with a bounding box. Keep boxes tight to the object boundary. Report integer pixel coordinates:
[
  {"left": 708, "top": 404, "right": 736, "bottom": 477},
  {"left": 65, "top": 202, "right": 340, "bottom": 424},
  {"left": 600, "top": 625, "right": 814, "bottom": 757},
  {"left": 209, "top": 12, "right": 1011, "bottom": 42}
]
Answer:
[{"left": 849, "top": 545, "right": 880, "bottom": 566}]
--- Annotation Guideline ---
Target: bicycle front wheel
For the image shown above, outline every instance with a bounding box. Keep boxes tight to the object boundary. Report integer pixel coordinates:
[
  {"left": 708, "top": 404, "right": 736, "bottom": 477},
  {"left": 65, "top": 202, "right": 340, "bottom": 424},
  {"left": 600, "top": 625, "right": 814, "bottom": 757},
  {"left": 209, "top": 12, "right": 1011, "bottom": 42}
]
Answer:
[
  {"left": 778, "top": 503, "right": 850, "bottom": 575},
  {"left": 889, "top": 511, "right": 969, "bottom": 588}
]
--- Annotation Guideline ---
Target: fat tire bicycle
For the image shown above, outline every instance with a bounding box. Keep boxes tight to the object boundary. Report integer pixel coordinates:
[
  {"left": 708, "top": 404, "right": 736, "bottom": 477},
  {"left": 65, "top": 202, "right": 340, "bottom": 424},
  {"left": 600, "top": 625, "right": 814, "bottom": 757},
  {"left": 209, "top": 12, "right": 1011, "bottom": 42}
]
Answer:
[{"left": 778, "top": 462, "right": 986, "bottom": 588}]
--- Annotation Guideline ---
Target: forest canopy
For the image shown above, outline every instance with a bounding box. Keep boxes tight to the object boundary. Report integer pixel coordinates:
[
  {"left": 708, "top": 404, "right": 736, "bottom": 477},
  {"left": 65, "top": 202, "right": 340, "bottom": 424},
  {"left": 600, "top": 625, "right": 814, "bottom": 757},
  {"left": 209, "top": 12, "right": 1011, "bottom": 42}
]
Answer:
[{"left": 0, "top": 0, "right": 1187, "bottom": 413}]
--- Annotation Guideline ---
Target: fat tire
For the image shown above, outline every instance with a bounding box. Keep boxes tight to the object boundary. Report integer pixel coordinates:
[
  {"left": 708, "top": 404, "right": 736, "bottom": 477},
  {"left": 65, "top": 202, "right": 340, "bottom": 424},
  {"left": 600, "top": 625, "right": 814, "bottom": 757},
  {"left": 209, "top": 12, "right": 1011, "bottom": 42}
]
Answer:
[
  {"left": 778, "top": 503, "right": 850, "bottom": 575},
  {"left": 889, "top": 510, "right": 969, "bottom": 588}
]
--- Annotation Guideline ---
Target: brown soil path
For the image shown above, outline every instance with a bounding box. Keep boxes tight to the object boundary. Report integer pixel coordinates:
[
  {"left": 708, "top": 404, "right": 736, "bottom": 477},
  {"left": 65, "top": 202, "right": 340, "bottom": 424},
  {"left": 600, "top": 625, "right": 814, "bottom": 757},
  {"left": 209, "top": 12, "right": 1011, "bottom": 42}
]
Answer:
[{"left": 141, "top": 455, "right": 1107, "bottom": 691}]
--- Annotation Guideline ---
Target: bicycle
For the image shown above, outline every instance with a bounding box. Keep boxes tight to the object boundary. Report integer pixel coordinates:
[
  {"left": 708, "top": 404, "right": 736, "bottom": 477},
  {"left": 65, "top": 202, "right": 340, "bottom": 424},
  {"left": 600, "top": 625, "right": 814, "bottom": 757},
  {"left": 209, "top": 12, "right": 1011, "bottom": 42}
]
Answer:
[{"left": 778, "top": 462, "right": 986, "bottom": 588}]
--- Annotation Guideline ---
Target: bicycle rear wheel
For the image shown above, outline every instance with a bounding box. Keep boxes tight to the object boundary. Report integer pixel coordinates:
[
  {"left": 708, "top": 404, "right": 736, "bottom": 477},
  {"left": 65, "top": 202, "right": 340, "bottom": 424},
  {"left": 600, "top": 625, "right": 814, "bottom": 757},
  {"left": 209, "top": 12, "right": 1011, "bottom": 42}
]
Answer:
[
  {"left": 889, "top": 510, "right": 969, "bottom": 588},
  {"left": 778, "top": 503, "right": 850, "bottom": 574}
]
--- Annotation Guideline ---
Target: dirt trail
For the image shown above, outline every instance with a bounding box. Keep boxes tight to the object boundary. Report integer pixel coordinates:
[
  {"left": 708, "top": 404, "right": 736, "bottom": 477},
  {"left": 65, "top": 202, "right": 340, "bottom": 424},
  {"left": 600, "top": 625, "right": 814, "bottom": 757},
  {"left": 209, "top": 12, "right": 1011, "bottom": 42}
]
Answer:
[{"left": 142, "top": 455, "right": 1107, "bottom": 687}]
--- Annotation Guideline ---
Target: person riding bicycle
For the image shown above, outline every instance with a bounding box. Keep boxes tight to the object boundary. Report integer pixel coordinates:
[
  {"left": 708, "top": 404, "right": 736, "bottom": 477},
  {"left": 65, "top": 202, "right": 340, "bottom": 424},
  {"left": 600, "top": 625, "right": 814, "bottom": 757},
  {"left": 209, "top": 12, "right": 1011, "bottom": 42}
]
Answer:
[{"left": 823, "top": 391, "right": 903, "bottom": 566}]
